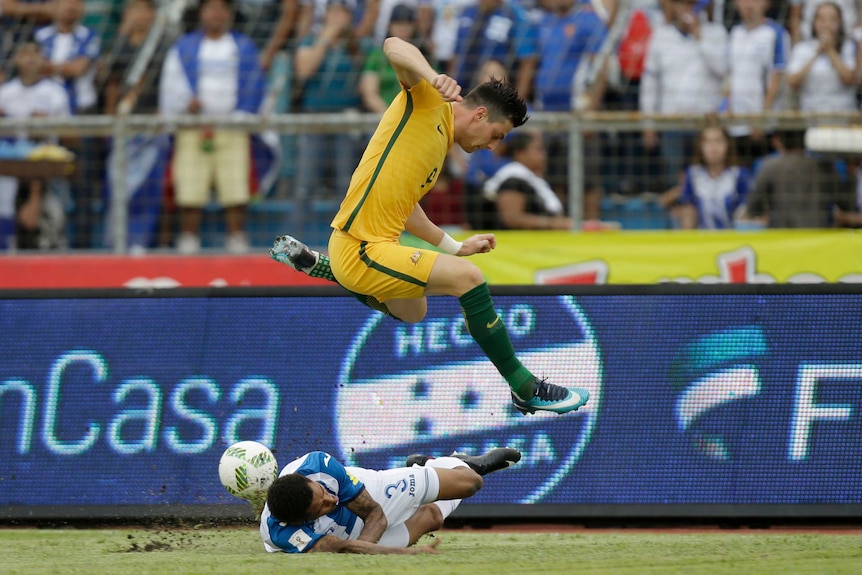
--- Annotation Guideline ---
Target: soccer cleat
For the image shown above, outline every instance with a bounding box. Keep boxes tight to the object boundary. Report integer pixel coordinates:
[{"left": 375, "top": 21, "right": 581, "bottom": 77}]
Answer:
[
  {"left": 511, "top": 378, "right": 590, "bottom": 415},
  {"left": 451, "top": 447, "right": 521, "bottom": 476},
  {"left": 405, "top": 454, "right": 432, "bottom": 467},
  {"left": 269, "top": 234, "right": 317, "bottom": 272},
  {"left": 405, "top": 447, "right": 522, "bottom": 476}
]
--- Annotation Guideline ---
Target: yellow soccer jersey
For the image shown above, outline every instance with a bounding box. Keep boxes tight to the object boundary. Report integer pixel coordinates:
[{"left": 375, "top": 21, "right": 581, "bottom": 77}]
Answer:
[{"left": 331, "top": 79, "right": 454, "bottom": 242}]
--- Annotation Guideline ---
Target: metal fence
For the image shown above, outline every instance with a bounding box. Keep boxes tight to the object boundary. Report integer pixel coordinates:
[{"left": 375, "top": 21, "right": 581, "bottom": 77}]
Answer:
[{"left": 0, "top": 110, "right": 859, "bottom": 254}]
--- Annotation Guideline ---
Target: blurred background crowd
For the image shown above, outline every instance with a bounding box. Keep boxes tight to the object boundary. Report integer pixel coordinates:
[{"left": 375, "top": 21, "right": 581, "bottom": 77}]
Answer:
[{"left": 1, "top": 0, "right": 861, "bottom": 254}]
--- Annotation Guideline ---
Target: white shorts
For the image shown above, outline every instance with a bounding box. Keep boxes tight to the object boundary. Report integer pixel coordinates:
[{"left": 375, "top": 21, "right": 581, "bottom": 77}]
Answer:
[{"left": 348, "top": 465, "right": 439, "bottom": 528}]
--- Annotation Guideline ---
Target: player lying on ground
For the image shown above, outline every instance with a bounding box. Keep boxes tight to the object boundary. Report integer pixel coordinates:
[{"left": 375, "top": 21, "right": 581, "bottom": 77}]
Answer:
[{"left": 260, "top": 447, "right": 520, "bottom": 554}]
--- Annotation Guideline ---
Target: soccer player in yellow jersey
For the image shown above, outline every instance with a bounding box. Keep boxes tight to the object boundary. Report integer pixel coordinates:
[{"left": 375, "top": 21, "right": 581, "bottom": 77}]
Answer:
[{"left": 271, "top": 37, "right": 589, "bottom": 415}]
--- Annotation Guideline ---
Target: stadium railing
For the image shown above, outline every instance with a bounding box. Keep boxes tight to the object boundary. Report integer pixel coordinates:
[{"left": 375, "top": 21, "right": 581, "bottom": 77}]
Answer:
[{"left": 0, "top": 110, "right": 858, "bottom": 253}]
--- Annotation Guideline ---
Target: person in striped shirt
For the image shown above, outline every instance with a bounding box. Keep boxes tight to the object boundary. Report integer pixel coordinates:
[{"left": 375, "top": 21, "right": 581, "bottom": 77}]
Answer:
[{"left": 260, "top": 447, "right": 520, "bottom": 554}]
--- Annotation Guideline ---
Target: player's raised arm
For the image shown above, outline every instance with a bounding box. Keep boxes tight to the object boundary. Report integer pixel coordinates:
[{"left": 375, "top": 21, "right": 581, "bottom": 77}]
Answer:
[
  {"left": 383, "top": 36, "right": 461, "bottom": 101},
  {"left": 343, "top": 488, "right": 388, "bottom": 543},
  {"left": 309, "top": 535, "right": 441, "bottom": 555}
]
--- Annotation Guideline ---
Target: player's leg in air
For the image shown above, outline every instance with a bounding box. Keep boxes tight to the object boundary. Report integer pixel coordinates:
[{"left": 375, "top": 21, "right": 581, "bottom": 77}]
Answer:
[
  {"left": 273, "top": 234, "right": 588, "bottom": 416},
  {"left": 399, "top": 448, "right": 520, "bottom": 546},
  {"left": 405, "top": 447, "right": 522, "bottom": 475},
  {"left": 412, "top": 253, "right": 589, "bottom": 416},
  {"left": 269, "top": 234, "right": 396, "bottom": 318}
]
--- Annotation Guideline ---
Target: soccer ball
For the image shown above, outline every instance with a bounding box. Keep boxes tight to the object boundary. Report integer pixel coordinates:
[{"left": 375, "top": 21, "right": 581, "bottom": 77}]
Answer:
[{"left": 218, "top": 441, "right": 279, "bottom": 501}]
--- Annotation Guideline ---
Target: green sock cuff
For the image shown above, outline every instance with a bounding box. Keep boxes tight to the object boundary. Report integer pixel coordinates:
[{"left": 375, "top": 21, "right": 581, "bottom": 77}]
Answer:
[
  {"left": 309, "top": 253, "right": 337, "bottom": 282},
  {"left": 459, "top": 282, "right": 492, "bottom": 311}
]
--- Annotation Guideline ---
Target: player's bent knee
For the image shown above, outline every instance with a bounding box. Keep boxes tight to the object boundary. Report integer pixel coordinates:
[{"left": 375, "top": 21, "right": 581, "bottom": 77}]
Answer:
[
  {"left": 447, "top": 261, "right": 485, "bottom": 297},
  {"left": 425, "top": 503, "right": 444, "bottom": 532},
  {"left": 468, "top": 471, "right": 483, "bottom": 495},
  {"left": 406, "top": 504, "right": 445, "bottom": 545},
  {"left": 457, "top": 467, "right": 483, "bottom": 496},
  {"left": 461, "top": 264, "right": 485, "bottom": 289}
]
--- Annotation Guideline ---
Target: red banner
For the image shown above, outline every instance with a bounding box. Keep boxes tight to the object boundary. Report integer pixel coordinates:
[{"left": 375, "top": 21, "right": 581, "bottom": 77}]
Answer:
[{"left": 0, "top": 255, "right": 330, "bottom": 288}]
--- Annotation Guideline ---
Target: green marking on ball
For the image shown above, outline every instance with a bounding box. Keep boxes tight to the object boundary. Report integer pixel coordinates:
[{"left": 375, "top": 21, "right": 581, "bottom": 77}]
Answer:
[
  {"left": 235, "top": 465, "right": 249, "bottom": 491},
  {"left": 248, "top": 452, "right": 273, "bottom": 468},
  {"left": 225, "top": 446, "right": 246, "bottom": 458}
]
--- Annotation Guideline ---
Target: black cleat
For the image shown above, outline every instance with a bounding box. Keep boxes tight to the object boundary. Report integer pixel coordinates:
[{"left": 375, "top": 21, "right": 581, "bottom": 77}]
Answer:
[
  {"left": 405, "top": 448, "right": 521, "bottom": 476},
  {"left": 453, "top": 447, "right": 521, "bottom": 475},
  {"left": 405, "top": 454, "right": 432, "bottom": 467}
]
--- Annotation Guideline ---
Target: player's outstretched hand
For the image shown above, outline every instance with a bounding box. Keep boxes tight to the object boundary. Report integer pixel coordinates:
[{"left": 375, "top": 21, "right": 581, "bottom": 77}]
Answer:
[
  {"left": 410, "top": 538, "right": 441, "bottom": 555},
  {"left": 432, "top": 74, "right": 462, "bottom": 102},
  {"left": 460, "top": 233, "right": 496, "bottom": 255}
]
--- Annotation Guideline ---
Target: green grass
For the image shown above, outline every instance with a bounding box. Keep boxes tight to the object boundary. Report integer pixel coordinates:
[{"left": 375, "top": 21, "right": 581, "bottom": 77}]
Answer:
[{"left": 2, "top": 526, "right": 862, "bottom": 575}]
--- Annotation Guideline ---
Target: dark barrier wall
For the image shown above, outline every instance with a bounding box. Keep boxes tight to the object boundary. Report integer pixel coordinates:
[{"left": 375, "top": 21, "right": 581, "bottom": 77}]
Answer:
[{"left": 1, "top": 286, "right": 861, "bottom": 519}]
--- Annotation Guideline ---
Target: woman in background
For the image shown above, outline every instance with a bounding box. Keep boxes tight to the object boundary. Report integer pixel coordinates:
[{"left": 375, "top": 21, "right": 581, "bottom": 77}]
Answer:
[
  {"left": 675, "top": 122, "right": 749, "bottom": 229},
  {"left": 483, "top": 129, "right": 572, "bottom": 230},
  {"left": 787, "top": 2, "right": 857, "bottom": 113}
]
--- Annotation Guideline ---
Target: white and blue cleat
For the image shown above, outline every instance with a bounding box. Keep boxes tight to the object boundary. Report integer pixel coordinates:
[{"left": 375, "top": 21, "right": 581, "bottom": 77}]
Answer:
[
  {"left": 269, "top": 234, "right": 317, "bottom": 272},
  {"left": 511, "top": 378, "right": 590, "bottom": 415}
]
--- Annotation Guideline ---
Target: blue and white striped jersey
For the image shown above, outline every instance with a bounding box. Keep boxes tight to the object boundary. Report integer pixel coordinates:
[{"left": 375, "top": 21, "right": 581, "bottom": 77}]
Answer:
[
  {"left": 680, "top": 165, "right": 750, "bottom": 229},
  {"left": 260, "top": 451, "right": 365, "bottom": 553}
]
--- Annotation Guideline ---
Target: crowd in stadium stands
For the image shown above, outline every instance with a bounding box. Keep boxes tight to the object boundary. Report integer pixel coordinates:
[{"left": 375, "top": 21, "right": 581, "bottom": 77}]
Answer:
[{"left": 1, "top": 0, "right": 861, "bottom": 252}]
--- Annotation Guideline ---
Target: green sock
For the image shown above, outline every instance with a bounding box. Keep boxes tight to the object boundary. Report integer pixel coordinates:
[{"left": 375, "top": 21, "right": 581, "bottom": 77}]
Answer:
[
  {"left": 308, "top": 253, "right": 337, "bottom": 282},
  {"left": 459, "top": 283, "right": 536, "bottom": 399}
]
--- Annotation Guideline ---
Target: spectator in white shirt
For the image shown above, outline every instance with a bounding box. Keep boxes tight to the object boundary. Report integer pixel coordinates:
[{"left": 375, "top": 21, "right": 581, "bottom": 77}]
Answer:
[
  {"left": 34, "top": 0, "right": 102, "bottom": 248},
  {"left": 0, "top": 42, "right": 70, "bottom": 251},
  {"left": 159, "top": 0, "right": 266, "bottom": 254},
  {"left": 34, "top": 0, "right": 100, "bottom": 113},
  {"left": 639, "top": 0, "right": 728, "bottom": 188},
  {"left": 789, "top": 0, "right": 862, "bottom": 43},
  {"left": 728, "top": 0, "right": 790, "bottom": 165},
  {"left": 787, "top": 2, "right": 857, "bottom": 113},
  {"left": 428, "top": 0, "right": 474, "bottom": 71}
]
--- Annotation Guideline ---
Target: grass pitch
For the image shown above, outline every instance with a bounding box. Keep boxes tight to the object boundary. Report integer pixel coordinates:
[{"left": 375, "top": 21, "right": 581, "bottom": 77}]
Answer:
[{"left": 2, "top": 525, "right": 862, "bottom": 575}]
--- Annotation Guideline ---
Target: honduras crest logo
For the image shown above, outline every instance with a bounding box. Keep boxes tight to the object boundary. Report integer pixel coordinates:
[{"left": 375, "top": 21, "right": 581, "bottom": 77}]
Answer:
[
  {"left": 334, "top": 296, "right": 603, "bottom": 504},
  {"left": 671, "top": 326, "right": 767, "bottom": 460}
]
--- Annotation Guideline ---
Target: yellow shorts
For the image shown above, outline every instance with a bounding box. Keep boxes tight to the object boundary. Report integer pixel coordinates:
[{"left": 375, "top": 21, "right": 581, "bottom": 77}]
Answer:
[{"left": 328, "top": 230, "right": 440, "bottom": 302}]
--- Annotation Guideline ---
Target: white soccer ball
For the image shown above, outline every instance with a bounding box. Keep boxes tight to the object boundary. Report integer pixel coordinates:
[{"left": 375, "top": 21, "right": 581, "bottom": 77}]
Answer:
[{"left": 218, "top": 441, "right": 279, "bottom": 500}]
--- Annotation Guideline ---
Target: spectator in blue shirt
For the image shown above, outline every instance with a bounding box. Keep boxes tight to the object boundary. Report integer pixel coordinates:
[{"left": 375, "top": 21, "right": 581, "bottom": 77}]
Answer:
[
  {"left": 35, "top": 0, "right": 100, "bottom": 113},
  {"left": 535, "top": 0, "right": 608, "bottom": 221},
  {"left": 449, "top": 0, "right": 538, "bottom": 98},
  {"left": 534, "top": 0, "right": 606, "bottom": 113},
  {"left": 35, "top": 0, "right": 102, "bottom": 248}
]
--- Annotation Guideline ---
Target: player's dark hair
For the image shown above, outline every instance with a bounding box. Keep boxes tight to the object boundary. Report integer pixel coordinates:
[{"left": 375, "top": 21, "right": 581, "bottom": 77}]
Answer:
[
  {"left": 464, "top": 78, "right": 529, "bottom": 129},
  {"left": 266, "top": 474, "right": 313, "bottom": 524}
]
